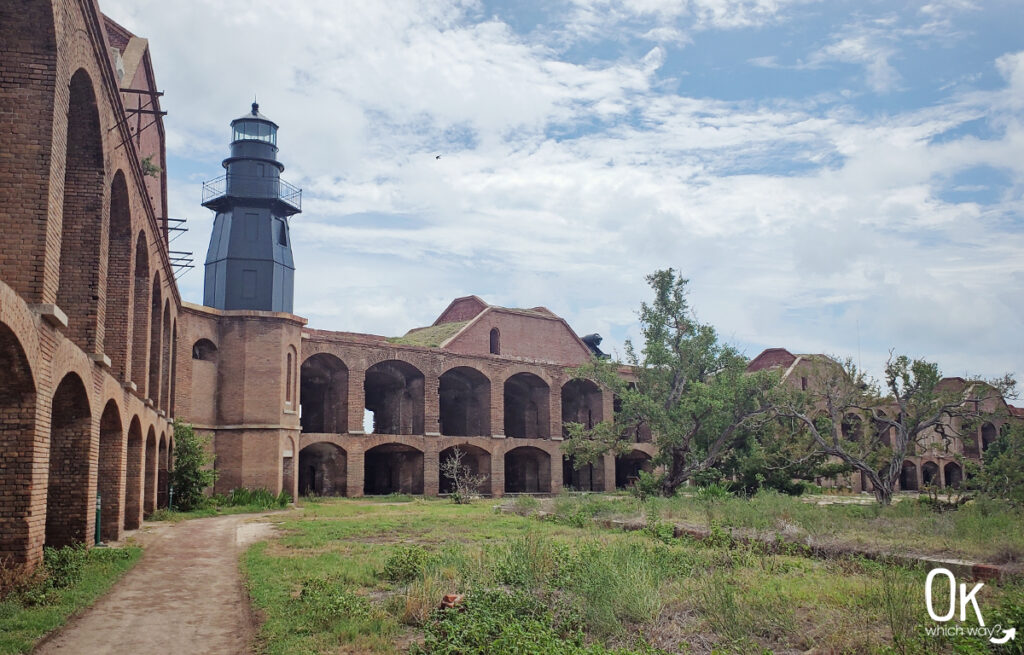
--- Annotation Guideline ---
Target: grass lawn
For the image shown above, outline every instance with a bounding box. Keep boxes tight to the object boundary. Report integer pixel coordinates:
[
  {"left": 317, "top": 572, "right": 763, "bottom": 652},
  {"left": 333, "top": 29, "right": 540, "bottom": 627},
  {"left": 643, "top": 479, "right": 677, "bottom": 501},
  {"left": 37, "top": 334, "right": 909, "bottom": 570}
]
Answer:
[
  {"left": 0, "top": 546, "right": 142, "bottom": 654},
  {"left": 520, "top": 491, "right": 1024, "bottom": 565},
  {"left": 242, "top": 496, "right": 1023, "bottom": 654}
]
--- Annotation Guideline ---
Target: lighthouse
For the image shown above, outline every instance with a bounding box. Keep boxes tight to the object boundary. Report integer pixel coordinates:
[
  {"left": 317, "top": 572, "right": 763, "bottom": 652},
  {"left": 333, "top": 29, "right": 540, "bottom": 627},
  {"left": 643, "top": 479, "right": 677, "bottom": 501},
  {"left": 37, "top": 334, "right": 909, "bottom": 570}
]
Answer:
[{"left": 202, "top": 103, "right": 301, "bottom": 312}]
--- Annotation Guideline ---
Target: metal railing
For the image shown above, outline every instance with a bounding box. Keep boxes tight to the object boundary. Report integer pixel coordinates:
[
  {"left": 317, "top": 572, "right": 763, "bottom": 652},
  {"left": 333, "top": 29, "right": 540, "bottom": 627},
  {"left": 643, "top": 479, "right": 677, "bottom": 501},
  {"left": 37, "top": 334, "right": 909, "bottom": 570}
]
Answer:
[{"left": 201, "top": 174, "right": 302, "bottom": 211}]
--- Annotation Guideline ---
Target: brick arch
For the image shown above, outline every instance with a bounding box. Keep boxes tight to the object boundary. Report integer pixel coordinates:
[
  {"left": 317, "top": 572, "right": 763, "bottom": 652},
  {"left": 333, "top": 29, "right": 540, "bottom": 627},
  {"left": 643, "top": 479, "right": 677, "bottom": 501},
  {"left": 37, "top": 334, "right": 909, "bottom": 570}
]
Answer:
[
  {"left": 98, "top": 400, "right": 125, "bottom": 542},
  {"left": 364, "top": 442, "right": 424, "bottom": 494},
  {"left": 504, "top": 372, "right": 550, "bottom": 439},
  {"left": 160, "top": 300, "right": 171, "bottom": 413},
  {"left": 300, "top": 353, "right": 348, "bottom": 434},
  {"left": 0, "top": 0, "right": 57, "bottom": 302},
  {"left": 104, "top": 170, "right": 132, "bottom": 379},
  {"left": 147, "top": 273, "right": 162, "bottom": 402},
  {"left": 130, "top": 231, "right": 151, "bottom": 390},
  {"left": 45, "top": 372, "right": 92, "bottom": 547},
  {"left": 364, "top": 359, "right": 424, "bottom": 435},
  {"left": 615, "top": 448, "right": 654, "bottom": 489},
  {"left": 561, "top": 378, "right": 603, "bottom": 437},
  {"left": 439, "top": 365, "right": 490, "bottom": 437},
  {"left": 124, "top": 416, "right": 144, "bottom": 530},
  {"left": 298, "top": 441, "right": 347, "bottom": 496},
  {"left": 157, "top": 431, "right": 168, "bottom": 509},
  {"left": 144, "top": 426, "right": 157, "bottom": 514},
  {"left": 0, "top": 321, "right": 38, "bottom": 561},
  {"left": 57, "top": 68, "right": 106, "bottom": 355},
  {"left": 439, "top": 443, "right": 492, "bottom": 494},
  {"left": 921, "top": 460, "right": 940, "bottom": 487},
  {"left": 504, "top": 446, "right": 551, "bottom": 493}
]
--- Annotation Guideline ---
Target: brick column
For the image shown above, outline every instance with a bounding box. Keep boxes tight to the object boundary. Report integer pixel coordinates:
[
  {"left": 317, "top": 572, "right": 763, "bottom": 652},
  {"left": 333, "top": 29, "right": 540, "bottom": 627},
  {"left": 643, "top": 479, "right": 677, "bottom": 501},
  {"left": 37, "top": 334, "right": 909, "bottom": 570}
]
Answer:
[
  {"left": 490, "top": 447, "right": 505, "bottom": 497},
  {"left": 424, "top": 374, "right": 440, "bottom": 436},
  {"left": 347, "top": 367, "right": 365, "bottom": 434},
  {"left": 491, "top": 374, "right": 505, "bottom": 437},
  {"left": 602, "top": 454, "right": 616, "bottom": 492},
  {"left": 423, "top": 440, "right": 439, "bottom": 496},
  {"left": 549, "top": 384, "right": 562, "bottom": 441},
  {"left": 346, "top": 446, "right": 364, "bottom": 497},
  {"left": 549, "top": 442, "right": 563, "bottom": 493},
  {"left": 601, "top": 388, "right": 614, "bottom": 425}
]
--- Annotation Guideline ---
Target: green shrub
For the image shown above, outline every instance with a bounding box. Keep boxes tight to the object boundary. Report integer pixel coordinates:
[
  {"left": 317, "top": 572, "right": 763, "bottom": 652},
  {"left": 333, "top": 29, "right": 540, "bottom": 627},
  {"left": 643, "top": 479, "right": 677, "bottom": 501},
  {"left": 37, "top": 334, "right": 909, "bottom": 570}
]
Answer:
[
  {"left": 383, "top": 545, "right": 429, "bottom": 583},
  {"left": 42, "top": 545, "right": 88, "bottom": 589},
  {"left": 170, "top": 421, "right": 217, "bottom": 511},
  {"left": 213, "top": 487, "right": 290, "bottom": 510}
]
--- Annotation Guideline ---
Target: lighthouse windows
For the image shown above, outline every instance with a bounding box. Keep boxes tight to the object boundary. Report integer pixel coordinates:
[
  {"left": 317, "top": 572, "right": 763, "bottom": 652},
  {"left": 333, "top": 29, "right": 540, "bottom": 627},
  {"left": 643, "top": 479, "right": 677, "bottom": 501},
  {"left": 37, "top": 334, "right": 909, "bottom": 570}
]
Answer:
[{"left": 277, "top": 219, "right": 288, "bottom": 247}]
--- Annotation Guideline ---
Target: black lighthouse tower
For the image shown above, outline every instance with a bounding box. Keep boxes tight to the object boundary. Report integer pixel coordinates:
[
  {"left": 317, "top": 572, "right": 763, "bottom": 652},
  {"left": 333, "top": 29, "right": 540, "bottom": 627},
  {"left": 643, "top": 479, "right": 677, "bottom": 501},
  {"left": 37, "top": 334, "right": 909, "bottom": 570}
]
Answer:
[{"left": 202, "top": 103, "right": 301, "bottom": 312}]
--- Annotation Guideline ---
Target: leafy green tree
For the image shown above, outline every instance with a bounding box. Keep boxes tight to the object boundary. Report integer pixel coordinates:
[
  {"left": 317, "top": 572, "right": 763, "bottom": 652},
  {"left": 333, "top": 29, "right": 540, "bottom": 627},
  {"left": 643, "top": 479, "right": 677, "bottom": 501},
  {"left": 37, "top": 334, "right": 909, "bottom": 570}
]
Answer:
[
  {"left": 171, "top": 421, "right": 218, "bottom": 511},
  {"left": 562, "top": 269, "right": 775, "bottom": 496},
  {"left": 767, "top": 354, "right": 1013, "bottom": 505}
]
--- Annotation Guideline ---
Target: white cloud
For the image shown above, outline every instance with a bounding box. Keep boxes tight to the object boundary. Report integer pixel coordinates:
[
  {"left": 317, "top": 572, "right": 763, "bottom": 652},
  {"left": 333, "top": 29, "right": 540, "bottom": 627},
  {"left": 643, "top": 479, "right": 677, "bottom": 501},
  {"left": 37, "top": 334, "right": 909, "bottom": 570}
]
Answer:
[{"left": 102, "top": 0, "right": 1024, "bottom": 385}]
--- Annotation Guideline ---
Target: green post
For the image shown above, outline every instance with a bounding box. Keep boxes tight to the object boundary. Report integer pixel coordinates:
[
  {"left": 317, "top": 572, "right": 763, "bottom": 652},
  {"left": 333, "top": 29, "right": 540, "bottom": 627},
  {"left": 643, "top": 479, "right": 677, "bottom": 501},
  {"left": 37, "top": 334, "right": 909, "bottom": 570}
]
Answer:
[{"left": 94, "top": 492, "right": 102, "bottom": 546}]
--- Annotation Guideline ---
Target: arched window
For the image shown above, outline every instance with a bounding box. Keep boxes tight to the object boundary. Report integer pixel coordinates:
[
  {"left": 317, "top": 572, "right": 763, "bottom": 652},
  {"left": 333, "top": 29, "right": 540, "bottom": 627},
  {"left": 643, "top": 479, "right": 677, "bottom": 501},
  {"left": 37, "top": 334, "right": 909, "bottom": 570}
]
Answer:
[
  {"left": 489, "top": 328, "right": 500, "bottom": 355},
  {"left": 192, "top": 338, "right": 217, "bottom": 361}
]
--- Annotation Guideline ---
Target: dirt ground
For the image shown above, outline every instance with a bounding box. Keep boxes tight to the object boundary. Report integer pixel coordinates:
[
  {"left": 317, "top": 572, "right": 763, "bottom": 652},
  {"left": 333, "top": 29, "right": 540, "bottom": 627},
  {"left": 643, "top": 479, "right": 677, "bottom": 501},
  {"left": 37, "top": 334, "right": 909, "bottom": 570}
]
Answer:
[{"left": 34, "top": 513, "right": 276, "bottom": 655}]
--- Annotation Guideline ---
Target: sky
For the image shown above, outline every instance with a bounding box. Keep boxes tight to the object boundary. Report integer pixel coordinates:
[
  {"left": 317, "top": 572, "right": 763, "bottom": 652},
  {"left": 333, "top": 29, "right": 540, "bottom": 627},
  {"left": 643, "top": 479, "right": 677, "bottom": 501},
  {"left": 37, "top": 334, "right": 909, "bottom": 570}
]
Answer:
[{"left": 103, "top": 0, "right": 1023, "bottom": 386}]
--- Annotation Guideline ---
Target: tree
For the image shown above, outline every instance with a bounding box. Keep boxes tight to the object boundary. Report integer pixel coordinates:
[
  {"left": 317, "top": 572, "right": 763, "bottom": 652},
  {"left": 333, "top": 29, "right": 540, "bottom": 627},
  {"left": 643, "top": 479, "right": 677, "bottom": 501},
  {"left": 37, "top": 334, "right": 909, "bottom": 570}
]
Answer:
[
  {"left": 440, "top": 447, "right": 488, "bottom": 504},
  {"left": 766, "top": 353, "right": 1014, "bottom": 505},
  {"left": 562, "top": 269, "right": 775, "bottom": 496},
  {"left": 171, "top": 421, "right": 218, "bottom": 511}
]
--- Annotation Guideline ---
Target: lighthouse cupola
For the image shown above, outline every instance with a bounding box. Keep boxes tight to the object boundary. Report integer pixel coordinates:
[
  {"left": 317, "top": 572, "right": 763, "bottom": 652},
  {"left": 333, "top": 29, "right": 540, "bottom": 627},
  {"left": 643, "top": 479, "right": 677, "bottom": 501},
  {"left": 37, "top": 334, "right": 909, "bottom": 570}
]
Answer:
[{"left": 201, "top": 102, "right": 302, "bottom": 313}]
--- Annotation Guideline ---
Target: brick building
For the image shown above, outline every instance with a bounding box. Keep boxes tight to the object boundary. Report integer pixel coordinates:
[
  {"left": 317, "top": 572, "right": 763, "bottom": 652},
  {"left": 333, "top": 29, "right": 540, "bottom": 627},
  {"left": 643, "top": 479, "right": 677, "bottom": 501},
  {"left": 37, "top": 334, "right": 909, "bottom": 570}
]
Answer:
[
  {"left": 0, "top": 0, "right": 656, "bottom": 566},
  {"left": 746, "top": 348, "right": 1016, "bottom": 493},
  {"left": 1, "top": 0, "right": 1013, "bottom": 569}
]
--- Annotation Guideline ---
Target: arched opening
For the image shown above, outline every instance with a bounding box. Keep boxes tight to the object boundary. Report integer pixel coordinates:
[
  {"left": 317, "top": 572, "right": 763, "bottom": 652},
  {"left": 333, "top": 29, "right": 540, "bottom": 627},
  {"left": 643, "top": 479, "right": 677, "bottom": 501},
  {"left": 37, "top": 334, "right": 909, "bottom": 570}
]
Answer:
[
  {"left": 489, "top": 328, "right": 500, "bottom": 355},
  {"left": 364, "top": 360, "right": 424, "bottom": 435},
  {"left": 282, "top": 436, "right": 295, "bottom": 498},
  {"left": 160, "top": 302, "right": 171, "bottom": 413},
  {"left": 614, "top": 391, "right": 652, "bottom": 443},
  {"left": 298, "top": 442, "right": 347, "bottom": 496},
  {"left": 439, "top": 444, "right": 491, "bottom": 494},
  {"left": 124, "top": 417, "right": 144, "bottom": 530},
  {"left": 615, "top": 450, "right": 653, "bottom": 489},
  {"left": 157, "top": 433, "right": 169, "bottom": 509},
  {"left": 563, "top": 455, "right": 603, "bottom": 491},
  {"left": 899, "top": 461, "right": 918, "bottom": 491},
  {"left": 439, "top": 367, "right": 490, "bottom": 437},
  {"left": 921, "top": 461, "right": 940, "bottom": 487},
  {"left": 131, "top": 232, "right": 151, "bottom": 388},
  {"left": 147, "top": 275, "right": 162, "bottom": 402},
  {"left": 144, "top": 427, "right": 157, "bottom": 515},
  {"left": 874, "top": 411, "right": 892, "bottom": 447},
  {"left": 192, "top": 338, "right": 217, "bottom": 361},
  {"left": 105, "top": 172, "right": 132, "bottom": 378},
  {"left": 45, "top": 373, "right": 92, "bottom": 547},
  {"left": 503, "top": 373, "right": 549, "bottom": 439},
  {"left": 561, "top": 379, "right": 603, "bottom": 438},
  {"left": 364, "top": 443, "right": 424, "bottom": 495},
  {"left": 57, "top": 69, "right": 105, "bottom": 354},
  {"left": 841, "top": 413, "right": 863, "bottom": 442},
  {"left": 300, "top": 354, "right": 349, "bottom": 433},
  {"left": 944, "top": 462, "right": 963, "bottom": 489},
  {"left": 0, "top": 323, "right": 37, "bottom": 561},
  {"left": 981, "top": 422, "right": 998, "bottom": 451},
  {"left": 98, "top": 401, "right": 125, "bottom": 542},
  {"left": 504, "top": 446, "right": 551, "bottom": 493}
]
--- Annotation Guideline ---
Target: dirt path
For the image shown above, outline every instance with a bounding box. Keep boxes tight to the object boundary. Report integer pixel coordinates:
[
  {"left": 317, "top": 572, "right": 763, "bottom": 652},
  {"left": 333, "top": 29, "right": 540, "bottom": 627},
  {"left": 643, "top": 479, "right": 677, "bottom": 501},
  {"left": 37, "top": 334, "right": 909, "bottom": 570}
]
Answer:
[{"left": 35, "top": 513, "right": 276, "bottom": 655}]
